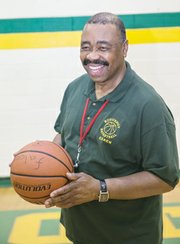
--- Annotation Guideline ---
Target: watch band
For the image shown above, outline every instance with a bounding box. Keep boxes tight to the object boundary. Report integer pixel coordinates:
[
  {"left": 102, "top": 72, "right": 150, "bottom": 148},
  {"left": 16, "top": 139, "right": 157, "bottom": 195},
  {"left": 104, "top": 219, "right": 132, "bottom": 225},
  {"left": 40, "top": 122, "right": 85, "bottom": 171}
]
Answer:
[
  {"left": 98, "top": 179, "right": 109, "bottom": 202},
  {"left": 100, "top": 179, "right": 107, "bottom": 192}
]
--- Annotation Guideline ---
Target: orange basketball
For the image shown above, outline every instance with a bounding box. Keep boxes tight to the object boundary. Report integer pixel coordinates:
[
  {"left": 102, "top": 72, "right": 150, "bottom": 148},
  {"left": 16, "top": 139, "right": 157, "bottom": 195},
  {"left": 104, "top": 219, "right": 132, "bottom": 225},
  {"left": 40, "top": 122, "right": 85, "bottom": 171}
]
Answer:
[{"left": 10, "top": 140, "right": 73, "bottom": 204}]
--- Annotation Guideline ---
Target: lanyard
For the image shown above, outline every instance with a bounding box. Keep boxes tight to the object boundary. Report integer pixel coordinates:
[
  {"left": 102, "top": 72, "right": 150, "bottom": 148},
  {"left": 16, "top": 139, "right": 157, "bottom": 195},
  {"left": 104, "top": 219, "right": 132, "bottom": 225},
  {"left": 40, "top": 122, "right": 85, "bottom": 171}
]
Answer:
[{"left": 74, "top": 98, "right": 109, "bottom": 170}]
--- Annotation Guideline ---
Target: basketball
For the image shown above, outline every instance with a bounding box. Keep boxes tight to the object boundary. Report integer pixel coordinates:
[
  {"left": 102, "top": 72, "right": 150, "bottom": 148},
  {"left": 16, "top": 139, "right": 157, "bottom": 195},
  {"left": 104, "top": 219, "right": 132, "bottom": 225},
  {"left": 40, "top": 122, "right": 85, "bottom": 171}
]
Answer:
[{"left": 10, "top": 140, "right": 73, "bottom": 204}]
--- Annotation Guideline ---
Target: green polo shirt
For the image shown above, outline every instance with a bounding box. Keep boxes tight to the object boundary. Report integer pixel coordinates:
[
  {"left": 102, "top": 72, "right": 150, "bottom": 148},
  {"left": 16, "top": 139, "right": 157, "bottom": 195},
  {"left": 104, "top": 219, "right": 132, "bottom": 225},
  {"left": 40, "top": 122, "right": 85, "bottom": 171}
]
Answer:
[{"left": 54, "top": 62, "right": 179, "bottom": 244}]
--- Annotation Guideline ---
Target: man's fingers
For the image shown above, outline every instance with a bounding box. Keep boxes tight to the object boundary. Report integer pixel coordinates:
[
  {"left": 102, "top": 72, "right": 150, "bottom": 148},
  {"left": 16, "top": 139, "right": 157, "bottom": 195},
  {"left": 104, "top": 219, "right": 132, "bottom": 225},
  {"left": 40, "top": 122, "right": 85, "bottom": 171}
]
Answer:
[
  {"left": 45, "top": 198, "right": 55, "bottom": 208},
  {"left": 50, "top": 183, "right": 72, "bottom": 198},
  {"left": 66, "top": 172, "right": 80, "bottom": 180}
]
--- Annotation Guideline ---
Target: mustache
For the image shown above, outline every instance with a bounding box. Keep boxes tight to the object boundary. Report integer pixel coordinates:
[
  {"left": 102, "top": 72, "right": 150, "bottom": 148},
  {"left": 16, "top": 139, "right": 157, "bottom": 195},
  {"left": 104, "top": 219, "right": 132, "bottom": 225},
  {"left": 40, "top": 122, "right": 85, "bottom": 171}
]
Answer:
[{"left": 83, "top": 59, "right": 109, "bottom": 66}]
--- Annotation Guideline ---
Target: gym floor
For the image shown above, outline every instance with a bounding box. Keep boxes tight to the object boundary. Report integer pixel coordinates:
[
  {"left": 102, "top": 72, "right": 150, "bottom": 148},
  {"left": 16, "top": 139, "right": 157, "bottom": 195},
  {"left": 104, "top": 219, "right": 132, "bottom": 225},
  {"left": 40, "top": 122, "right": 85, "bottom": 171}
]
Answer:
[{"left": 0, "top": 180, "right": 180, "bottom": 244}]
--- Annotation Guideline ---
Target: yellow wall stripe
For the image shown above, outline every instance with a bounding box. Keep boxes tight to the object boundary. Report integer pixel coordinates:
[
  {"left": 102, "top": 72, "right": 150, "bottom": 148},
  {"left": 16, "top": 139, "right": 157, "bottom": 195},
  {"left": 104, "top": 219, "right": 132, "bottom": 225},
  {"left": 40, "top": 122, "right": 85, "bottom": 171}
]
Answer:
[
  {"left": 0, "top": 27, "right": 179, "bottom": 49},
  {"left": 127, "top": 27, "right": 180, "bottom": 44},
  {"left": 0, "top": 31, "right": 82, "bottom": 49}
]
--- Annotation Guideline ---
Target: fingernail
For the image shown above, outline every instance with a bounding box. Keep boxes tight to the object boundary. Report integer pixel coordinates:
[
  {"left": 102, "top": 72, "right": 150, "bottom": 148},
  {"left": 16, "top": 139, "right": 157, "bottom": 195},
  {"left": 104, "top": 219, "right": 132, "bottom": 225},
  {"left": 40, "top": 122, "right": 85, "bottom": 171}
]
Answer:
[{"left": 45, "top": 201, "right": 51, "bottom": 208}]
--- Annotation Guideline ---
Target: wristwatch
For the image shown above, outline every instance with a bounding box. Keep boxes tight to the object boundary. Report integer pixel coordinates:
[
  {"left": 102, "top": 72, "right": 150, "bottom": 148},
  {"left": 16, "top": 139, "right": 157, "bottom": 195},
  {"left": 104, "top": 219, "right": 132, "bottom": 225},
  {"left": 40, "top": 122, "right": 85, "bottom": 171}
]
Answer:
[{"left": 98, "top": 179, "right": 109, "bottom": 202}]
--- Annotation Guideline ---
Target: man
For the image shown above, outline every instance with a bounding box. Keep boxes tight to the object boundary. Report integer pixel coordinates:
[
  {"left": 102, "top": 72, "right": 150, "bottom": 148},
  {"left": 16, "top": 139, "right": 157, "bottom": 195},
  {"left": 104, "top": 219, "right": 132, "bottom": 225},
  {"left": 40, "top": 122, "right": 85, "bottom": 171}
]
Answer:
[{"left": 45, "top": 12, "right": 179, "bottom": 244}]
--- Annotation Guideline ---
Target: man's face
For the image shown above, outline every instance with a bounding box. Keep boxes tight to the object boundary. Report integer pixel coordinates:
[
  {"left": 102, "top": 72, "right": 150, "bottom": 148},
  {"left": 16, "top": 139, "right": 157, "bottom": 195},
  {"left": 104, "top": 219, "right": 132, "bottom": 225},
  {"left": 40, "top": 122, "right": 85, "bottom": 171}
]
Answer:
[{"left": 80, "top": 23, "right": 127, "bottom": 84}]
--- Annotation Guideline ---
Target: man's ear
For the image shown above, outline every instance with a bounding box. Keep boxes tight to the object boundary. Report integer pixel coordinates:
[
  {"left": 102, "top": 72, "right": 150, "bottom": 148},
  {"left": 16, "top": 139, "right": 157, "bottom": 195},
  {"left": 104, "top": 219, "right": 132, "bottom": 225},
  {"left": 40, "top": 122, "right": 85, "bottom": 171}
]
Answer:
[{"left": 123, "top": 40, "right": 128, "bottom": 58}]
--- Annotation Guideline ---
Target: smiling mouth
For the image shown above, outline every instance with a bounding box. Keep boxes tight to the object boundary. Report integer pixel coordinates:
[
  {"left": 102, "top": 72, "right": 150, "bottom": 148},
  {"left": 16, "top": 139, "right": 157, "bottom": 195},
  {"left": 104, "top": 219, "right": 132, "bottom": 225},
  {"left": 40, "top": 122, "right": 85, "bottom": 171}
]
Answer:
[
  {"left": 86, "top": 64, "right": 106, "bottom": 76},
  {"left": 89, "top": 64, "right": 104, "bottom": 70},
  {"left": 83, "top": 59, "right": 109, "bottom": 77}
]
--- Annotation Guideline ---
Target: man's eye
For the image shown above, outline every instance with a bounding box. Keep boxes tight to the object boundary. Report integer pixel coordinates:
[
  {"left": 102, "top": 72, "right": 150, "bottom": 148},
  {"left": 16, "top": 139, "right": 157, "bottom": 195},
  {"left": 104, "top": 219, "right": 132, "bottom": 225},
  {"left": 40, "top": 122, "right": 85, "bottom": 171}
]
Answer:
[
  {"left": 99, "top": 46, "right": 110, "bottom": 52},
  {"left": 81, "top": 46, "right": 90, "bottom": 51}
]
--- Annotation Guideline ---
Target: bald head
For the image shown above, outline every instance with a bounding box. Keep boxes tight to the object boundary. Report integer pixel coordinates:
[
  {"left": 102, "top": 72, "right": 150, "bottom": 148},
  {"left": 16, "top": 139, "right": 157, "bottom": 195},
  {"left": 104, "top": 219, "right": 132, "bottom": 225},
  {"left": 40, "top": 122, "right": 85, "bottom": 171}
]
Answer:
[{"left": 86, "top": 12, "right": 126, "bottom": 43}]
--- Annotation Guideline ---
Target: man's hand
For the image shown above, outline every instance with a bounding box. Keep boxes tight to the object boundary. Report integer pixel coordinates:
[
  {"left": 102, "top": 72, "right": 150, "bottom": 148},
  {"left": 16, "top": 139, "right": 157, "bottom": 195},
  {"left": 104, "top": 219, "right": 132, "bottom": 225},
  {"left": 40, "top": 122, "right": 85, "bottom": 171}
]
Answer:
[{"left": 44, "top": 172, "right": 100, "bottom": 208}]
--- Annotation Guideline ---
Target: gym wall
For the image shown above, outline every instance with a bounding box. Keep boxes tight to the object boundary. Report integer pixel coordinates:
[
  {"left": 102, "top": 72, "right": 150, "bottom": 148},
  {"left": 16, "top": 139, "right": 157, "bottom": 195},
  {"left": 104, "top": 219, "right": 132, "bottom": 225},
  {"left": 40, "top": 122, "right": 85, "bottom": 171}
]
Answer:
[{"left": 0, "top": 0, "right": 180, "bottom": 176}]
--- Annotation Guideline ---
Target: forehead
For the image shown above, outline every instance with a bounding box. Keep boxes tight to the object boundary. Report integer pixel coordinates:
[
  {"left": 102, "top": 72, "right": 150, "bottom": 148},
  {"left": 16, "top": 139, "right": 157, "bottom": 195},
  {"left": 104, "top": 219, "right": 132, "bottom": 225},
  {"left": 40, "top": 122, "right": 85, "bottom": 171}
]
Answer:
[{"left": 81, "top": 23, "right": 120, "bottom": 44}]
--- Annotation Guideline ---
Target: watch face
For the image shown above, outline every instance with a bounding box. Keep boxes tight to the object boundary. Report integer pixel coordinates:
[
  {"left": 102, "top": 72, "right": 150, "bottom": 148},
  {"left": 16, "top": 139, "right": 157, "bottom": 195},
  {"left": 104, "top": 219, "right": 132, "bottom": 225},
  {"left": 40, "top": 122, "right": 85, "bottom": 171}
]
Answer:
[
  {"left": 99, "top": 191, "right": 109, "bottom": 202},
  {"left": 99, "top": 180, "right": 109, "bottom": 202}
]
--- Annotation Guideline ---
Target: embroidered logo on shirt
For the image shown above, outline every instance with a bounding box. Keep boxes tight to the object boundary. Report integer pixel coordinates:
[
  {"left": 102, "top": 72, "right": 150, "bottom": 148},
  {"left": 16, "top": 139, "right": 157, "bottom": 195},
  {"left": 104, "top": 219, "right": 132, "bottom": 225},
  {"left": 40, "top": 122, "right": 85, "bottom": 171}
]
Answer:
[{"left": 99, "top": 118, "right": 120, "bottom": 144}]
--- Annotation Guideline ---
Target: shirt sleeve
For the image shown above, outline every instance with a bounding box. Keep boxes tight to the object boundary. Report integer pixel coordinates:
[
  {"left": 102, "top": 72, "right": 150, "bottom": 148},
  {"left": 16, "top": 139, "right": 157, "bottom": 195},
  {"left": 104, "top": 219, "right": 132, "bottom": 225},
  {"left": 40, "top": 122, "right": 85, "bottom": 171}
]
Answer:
[
  {"left": 54, "top": 86, "right": 69, "bottom": 134},
  {"left": 141, "top": 96, "right": 179, "bottom": 187}
]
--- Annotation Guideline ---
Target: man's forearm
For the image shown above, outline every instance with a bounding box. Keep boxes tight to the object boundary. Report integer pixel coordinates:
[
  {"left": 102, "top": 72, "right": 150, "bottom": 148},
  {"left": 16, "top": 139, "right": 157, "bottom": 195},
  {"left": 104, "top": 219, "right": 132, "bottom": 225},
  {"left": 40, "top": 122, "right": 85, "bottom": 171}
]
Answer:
[
  {"left": 53, "top": 133, "right": 62, "bottom": 145},
  {"left": 106, "top": 171, "right": 173, "bottom": 200}
]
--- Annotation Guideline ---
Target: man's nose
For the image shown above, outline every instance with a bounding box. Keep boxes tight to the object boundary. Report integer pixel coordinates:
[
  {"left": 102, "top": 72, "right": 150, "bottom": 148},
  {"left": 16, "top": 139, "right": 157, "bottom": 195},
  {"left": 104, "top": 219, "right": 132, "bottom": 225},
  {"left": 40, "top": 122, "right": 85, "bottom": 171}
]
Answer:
[{"left": 86, "top": 49, "right": 100, "bottom": 61}]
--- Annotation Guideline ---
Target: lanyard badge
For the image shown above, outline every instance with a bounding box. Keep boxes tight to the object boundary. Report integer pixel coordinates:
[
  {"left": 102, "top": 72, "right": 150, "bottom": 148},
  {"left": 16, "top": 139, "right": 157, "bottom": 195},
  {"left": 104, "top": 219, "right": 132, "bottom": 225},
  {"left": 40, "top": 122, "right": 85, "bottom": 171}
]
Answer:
[
  {"left": 74, "top": 145, "right": 81, "bottom": 171},
  {"left": 74, "top": 98, "right": 109, "bottom": 172}
]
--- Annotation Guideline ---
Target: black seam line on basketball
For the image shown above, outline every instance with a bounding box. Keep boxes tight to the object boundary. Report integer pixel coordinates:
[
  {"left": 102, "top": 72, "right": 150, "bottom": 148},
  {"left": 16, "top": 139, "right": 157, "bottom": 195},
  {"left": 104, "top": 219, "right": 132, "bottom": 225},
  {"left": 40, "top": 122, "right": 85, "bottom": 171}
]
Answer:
[
  {"left": 17, "top": 192, "right": 50, "bottom": 199},
  {"left": 15, "top": 149, "right": 72, "bottom": 172},
  {"left": 53, "top": 143, "right": 73, "bottom": 167},
  {"left": 11, "top": 172, "right": 68, "bottom": 179}
]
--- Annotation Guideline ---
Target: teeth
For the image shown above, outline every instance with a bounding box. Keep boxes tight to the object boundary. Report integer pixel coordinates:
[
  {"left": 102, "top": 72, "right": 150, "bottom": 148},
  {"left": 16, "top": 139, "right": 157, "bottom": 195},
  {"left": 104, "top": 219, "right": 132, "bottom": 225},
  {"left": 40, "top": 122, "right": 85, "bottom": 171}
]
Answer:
[{"left": 89, "top": 65, "right": 103, "bottom": 70}]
